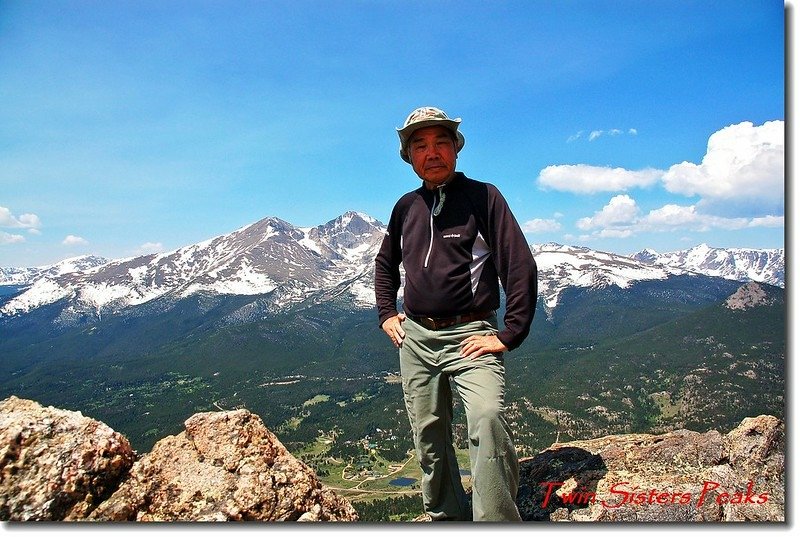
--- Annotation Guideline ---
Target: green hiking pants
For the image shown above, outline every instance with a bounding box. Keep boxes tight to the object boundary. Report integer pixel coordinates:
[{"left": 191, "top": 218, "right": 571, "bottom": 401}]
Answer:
[{"left": 399, "top": 315, "right": 521, "bottom": 521}]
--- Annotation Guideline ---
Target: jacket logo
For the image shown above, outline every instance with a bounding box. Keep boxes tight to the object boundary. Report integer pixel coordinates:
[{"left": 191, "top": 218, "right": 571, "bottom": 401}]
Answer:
[{"left": 442, "top": 233, "right": 461, "bottom": 239}]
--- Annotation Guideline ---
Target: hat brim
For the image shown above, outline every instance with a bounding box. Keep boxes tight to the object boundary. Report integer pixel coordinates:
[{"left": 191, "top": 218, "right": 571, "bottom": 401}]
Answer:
[{"left": 397, "top": 119, "right": 465, "bottom": 163}]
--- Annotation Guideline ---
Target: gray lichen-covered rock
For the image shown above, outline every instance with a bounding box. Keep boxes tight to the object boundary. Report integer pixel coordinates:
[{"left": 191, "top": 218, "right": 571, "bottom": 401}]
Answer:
[
  {"left": 517, "top": 415, "right": 784, "bottom": 522},
  {"left": 89, "top": 408, "right": 358, "bottom": 521},
  {"left": 0, "top": 396, "right": 136, "bottom": 521}
]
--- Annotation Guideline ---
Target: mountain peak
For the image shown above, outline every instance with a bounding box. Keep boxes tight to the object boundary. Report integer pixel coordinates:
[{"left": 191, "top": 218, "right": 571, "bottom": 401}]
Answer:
[
  {"left": 319, "top": 212, "right": 383, "bottom": 235},
  {"left": 631, "top": 248, "right": 659, "bottom": 264},
  {"left": 248, "top": 216, "right": 296, "bottom": 233},
  {"left": 341, "top": 210, "right": 381, "bottom": 225}
]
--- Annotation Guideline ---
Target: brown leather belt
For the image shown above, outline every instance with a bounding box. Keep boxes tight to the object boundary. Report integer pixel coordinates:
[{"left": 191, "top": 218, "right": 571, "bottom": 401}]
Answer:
[{"left": 408, "top": 310, "right": 493, "bottom": 331}]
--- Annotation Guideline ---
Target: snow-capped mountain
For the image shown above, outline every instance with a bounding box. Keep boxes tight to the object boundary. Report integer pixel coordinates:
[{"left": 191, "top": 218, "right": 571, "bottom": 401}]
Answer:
[
  {"left": 631, "top": 244, "right": 784, "bottom": 288},
  {"left": 531, "top": 243, "right": 689, "bottom": 310},
  {"left": 0, "top": 255, "right": 109, "bottom": 286},
  {"left": 1, "top": 213, "right": 785, "bottom": 324},
  {"left": 0, "top": 212, "right": 384, "bottom": 318}
]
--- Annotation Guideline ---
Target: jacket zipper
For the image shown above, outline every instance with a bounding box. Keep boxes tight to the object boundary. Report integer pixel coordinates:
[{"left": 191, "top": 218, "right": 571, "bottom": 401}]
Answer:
[{"left": 423, "top": 186, "right": 445, "bottom": 268}]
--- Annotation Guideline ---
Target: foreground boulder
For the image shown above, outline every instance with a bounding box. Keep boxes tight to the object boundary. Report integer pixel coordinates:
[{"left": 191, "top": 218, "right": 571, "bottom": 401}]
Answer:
[
  {"left": 1, "top": 395, "right": 783, "bottom": 523},
  {"left": 88, "top": 408, "right": 357, "bottom": 521},
  {"left": 0, "top": 396, "right": 135, "bottom": 521},
  {"left": 517, "top": 415, "right": 784, "bottom": 522}
]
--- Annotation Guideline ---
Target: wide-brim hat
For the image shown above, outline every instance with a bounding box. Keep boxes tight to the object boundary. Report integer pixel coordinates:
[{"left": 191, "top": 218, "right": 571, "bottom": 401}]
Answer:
[{"left": 397, "top": 106, "right": 465, "bottom": 163}]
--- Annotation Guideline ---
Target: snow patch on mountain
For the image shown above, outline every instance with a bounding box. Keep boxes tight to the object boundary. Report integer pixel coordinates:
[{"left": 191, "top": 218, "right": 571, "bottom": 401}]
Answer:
[
  {"left": 349, "top": 278, "right": 376, "bottom": 307},
  {"left": 2, "top": 278, "right": 74, "bottom": 312}
]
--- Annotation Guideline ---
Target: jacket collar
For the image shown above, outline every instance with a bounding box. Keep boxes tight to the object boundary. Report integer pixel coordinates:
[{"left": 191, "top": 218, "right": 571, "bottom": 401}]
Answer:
[{"left": 419, "top": 171, "right": 464, "bottom": 194}]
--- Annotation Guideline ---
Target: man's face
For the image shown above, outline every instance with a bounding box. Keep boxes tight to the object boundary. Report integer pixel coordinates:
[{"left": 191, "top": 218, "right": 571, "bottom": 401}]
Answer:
[{"left": 408, "top": 126, "right": 458, "bottom": 188}]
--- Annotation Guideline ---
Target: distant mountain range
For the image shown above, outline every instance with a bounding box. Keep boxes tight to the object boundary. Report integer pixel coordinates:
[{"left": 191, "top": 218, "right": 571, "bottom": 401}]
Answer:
[
  {"left": 0, "top": 212, "right": 384, "bottom": 321},
  {"left": 0, "top": 212, "right": 785, "bottom": 325},
  {"left": 632, "top": 243, "right": 784, "bottom": 288}
]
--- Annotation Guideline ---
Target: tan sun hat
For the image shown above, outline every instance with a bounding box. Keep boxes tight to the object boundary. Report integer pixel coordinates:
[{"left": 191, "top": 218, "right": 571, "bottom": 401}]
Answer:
[{"left": 397, "top": 106, "right": 465, "bottom": 163}]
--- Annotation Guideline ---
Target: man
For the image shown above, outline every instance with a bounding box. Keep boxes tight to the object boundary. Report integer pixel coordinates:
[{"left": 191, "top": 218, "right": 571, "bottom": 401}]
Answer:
[{"left": 374, "top": 106, "right": 538, "bottom": 521}]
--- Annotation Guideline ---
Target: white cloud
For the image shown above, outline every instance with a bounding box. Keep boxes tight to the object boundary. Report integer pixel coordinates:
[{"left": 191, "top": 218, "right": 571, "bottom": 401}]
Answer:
[
  {"left": 639, "top": 204, "right": 748, "bottom": 231},
  {"left": 575, "top": 196, "right": 780, "bottom": 241},
  {"left": 662, "top": 120, "right": 784, "bottom": 203},
  {"left": 17, "top": 213, "right": 41, "bottom": 228},
  {"left": 547, "top": 121, "right": 783, "bottom": 201},
  {"left": 1, "top": 231, "right": 25, "bottom": 245},
  {"left": 542, "top": 120, "right": 784, "bottom": 239},
  {"left": 538, "top": 165, "right": 661, "bottom": 194},
  {"left": 596, "top": 228, "right": 633, "bottom": 238},
  {"left": 135, "top": 242, "right": 165, "bottom": 255},
  {"left": 747, "top": 215, "right": 783, "bottom": 228},
  {"left": 577, "top": 195, "right": 640, "bottom": 230},
  {"left": 640, "top": 204, "right": 699, "bottom": 228},
  {"left": 0, "top": 206, "right": 41, "bottom": 231},
  {"left": 522, "top": 218, "right": 561, "bottom": 233},
  {"left": 567, "top": 128, "right": 638, "bottom": 143},
  {"left": 567, "top": 131, "right": 584, "bottom": 143},
  {"left": 0, "top": 207, "right": 18, "bottom": 227},
  {"left": 62, "top": 235, "right": 89, "bottom": 246}
]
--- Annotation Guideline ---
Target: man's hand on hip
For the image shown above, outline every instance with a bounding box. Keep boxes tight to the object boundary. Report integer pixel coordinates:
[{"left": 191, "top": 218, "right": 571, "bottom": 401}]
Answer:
[
  {"left": 381, "top": 313, "right": 406, "bottom": 348},
  {"left": 460, "top": 333, "right": 508, "bottom": 360}
]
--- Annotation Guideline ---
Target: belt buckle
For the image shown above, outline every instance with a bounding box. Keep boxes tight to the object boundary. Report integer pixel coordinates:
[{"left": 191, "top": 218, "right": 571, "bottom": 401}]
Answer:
[{"left": 422, "top": 317, "right": 437, "bottom": 330}]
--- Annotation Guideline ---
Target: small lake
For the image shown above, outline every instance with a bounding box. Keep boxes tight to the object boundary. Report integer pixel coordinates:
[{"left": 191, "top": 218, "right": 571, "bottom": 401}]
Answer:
[{"left": 389, "top": 477, "right": 417, "bottom": 487}]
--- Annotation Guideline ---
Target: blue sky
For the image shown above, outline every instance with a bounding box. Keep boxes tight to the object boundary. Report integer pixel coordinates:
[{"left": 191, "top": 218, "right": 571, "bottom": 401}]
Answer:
[{"left": 0, "top": 0, "right": 786, "bottom": 267}]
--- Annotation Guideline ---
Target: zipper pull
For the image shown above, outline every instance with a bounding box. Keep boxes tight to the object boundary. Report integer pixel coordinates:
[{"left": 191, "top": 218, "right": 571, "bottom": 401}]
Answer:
[{"left": 433, "top": 187, "right": 446, "bottom": 217}]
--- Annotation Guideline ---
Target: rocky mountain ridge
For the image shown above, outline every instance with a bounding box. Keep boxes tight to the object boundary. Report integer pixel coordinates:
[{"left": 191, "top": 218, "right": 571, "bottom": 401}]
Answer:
[
  {"left": 0, "top": 213, "right": 785, "bottom": 324},
  {"left": 531, "top": 242, "right": 686, "bottom": 310},
  {"left": 0, "top": 255, "right": 109, "bottom": 286},
  {"left": 0, "top": 212, "right": 383, "bottom": 319},
  {"left": 0, "top": 396, "right": 784, "bottom": 522},
  {"left": 633, "top": 243, "right": 784, "bottom": 288}
]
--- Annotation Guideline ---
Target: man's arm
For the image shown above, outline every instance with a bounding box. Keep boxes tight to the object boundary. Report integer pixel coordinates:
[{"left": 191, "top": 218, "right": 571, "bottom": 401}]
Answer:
[
  {"left": 375, "top": 204, "right": 405, "bottom": 346},
  {"left": 486, "top": 185, "right": 538, "bottom": 351}
]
